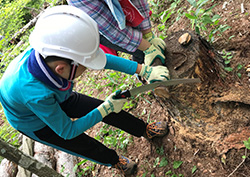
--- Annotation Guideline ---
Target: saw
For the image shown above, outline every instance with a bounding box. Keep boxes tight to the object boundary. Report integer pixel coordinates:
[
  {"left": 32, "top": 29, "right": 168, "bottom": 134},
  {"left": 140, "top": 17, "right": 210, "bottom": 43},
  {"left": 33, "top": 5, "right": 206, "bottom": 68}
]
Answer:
[{"left": 115, "top": 78, "right": 201, "bottom": 98}]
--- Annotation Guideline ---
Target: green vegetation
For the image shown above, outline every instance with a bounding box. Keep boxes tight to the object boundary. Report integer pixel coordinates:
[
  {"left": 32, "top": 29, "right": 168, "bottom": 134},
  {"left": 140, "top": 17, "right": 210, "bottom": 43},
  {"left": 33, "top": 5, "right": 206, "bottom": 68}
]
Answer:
[
  {"left": 73, "top": 159, "right": 97, "bottom": 176},
  {"left": 221, "top": 50, "right": 244, "bottom": 78},
  {"left": 243, "top": 137, "right": 250, "bottom": 150},
  {"left": 185, "top": 0, "right": 231, "bottom": 42},
  {"left": 0, "top": 0, "right": 240, "bottom": 176},
  {"left": 150, "top": 0, "right": 184, "bottom": 39}
]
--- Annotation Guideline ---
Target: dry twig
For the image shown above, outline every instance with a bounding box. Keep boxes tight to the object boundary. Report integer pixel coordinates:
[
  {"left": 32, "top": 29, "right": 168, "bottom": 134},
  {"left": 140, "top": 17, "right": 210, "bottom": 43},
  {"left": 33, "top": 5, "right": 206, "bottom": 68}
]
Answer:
[{"left": 227, "top": 148, "right": 248, "bottom": 177}]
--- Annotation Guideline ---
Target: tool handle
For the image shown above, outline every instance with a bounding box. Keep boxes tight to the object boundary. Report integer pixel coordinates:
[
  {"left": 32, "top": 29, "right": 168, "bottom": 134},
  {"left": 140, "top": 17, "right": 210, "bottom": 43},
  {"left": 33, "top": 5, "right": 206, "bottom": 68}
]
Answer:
[{"left": 114, "top": 90, "right": 131, "bottom": 99}]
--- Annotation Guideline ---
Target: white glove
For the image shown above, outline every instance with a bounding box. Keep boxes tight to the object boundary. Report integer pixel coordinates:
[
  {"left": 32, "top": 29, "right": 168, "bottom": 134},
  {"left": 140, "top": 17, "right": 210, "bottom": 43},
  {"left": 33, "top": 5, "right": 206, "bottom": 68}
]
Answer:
[
  {"left": 97, "top": 90, "right": 127, "bottom": 118},
  {"left": 138, "top": 64, "right": 170, "bottom": 84},
  {"left": 143, "top": 44, "right": 165, "bottom": 66},
  {"left": 143, "top": 31, "right": 166, "bottom": 54}
]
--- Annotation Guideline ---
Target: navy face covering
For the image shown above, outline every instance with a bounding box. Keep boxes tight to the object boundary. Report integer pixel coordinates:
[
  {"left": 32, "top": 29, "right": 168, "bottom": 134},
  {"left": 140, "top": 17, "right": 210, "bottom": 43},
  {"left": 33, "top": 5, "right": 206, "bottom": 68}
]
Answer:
[{"left": 28, "top": 50, "right": 72, "bottom": 91}]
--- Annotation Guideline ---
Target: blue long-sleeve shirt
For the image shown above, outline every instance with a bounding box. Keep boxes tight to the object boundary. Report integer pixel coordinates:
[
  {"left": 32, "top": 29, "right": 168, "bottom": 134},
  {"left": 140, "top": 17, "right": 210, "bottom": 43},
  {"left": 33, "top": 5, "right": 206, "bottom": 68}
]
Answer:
[{"left": 0, "top": 47, "right": 138, "bottom": 140}]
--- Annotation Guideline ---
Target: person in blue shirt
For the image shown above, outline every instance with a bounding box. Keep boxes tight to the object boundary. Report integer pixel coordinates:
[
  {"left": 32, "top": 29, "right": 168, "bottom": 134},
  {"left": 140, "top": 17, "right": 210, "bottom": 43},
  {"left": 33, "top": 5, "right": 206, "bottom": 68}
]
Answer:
[{"left": 0, "top": 5, "right": 170, "bottom": 175}]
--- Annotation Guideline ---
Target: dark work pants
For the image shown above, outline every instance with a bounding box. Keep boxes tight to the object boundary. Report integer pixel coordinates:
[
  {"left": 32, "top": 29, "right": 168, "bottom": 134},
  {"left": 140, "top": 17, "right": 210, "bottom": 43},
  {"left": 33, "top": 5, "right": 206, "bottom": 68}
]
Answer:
[
  {"left": 100, "top": 35, "right": 144, "bottom": 64},
  {"left": 34, "top": 92, "right": 146, "bottom": 166}
]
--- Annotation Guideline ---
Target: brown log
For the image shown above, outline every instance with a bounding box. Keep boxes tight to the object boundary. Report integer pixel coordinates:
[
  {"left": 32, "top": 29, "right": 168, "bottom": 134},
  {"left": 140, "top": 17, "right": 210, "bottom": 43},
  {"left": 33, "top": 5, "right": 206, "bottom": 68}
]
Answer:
[{"left": 0, "top": 138, "right": 63, "bottom": 177}]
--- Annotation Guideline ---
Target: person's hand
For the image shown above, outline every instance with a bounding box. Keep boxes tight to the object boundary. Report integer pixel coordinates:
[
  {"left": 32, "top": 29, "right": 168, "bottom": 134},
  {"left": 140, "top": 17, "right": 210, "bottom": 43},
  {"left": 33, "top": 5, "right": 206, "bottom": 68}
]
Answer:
[
  {"left": 138, "top": 64, "right": 170, "bottom": 84},
  {"left": 143, "top": 44, "right": 165, "bottom": 66},
  {"left": 97, "top": 90, "right": 127, "bottom": 118},
  {"left": 143, "top": 32, "right": 166, "bottom": 54}
]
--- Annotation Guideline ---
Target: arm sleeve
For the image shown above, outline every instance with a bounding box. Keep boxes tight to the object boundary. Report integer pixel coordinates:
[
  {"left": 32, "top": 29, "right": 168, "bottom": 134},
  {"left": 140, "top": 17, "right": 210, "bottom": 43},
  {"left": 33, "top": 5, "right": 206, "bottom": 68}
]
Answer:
[
  {"left": 104, "top": 54, "right": 138, "bottom": 75},
  {"left": 67, "top": 0, "right": 142, "bottom": 52},
  {"left": 26, "top": 97, "right": 103, "bottom": 140}
]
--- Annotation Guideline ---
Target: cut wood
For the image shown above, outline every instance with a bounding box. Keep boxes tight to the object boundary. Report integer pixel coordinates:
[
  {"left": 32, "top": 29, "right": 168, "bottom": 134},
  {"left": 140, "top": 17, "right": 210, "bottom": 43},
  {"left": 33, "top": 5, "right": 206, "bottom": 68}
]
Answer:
[
  {"left": 0, "top": 159, "right": 18, "bottom": 177},
  {"left": 32, "top": 142, "right": 56, "bottom": 177},
  {"left": 16, "top": 135, "right": 34, "bottom": 177},
  {"left": 0, "top": 138, "right": 63, "bottom": 177}
]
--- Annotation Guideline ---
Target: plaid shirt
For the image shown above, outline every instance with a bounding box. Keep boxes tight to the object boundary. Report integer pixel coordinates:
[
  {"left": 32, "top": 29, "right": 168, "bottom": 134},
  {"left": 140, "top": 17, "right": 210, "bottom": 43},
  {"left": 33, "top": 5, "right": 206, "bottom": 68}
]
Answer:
[{"left": 67, "top": 0, "right": 151, "bottom": 52}]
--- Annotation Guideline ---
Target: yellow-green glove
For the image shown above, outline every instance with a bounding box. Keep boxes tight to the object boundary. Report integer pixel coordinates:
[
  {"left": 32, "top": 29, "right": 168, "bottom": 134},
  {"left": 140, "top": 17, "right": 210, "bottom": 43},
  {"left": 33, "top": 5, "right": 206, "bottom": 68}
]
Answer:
[
  {"left": 138, "top": 64, "right": 170, "bottom": 84},
  {"left": 143, "top": 32, "right": 166, "bottom": 54},
  {"left": 97, "top": 90, "right": 127, "bottom": 118},
  {"left": 143, "top": 44, "right": 165, "bottom": 66}
]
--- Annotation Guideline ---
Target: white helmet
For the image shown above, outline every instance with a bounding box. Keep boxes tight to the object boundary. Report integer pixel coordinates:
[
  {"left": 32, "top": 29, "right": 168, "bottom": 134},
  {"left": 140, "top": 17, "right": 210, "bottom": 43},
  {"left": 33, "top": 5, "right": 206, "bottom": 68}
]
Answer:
[{"left": 29, "top": 5, "right": 106, "bottom": 70}]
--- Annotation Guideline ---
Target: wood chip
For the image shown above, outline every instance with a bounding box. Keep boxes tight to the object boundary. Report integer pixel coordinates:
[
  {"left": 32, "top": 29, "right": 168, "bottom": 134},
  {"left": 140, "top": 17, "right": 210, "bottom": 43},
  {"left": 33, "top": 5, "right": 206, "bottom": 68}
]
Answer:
[{"left": 178, "top": 33, "right": 192, "bottom": 45}]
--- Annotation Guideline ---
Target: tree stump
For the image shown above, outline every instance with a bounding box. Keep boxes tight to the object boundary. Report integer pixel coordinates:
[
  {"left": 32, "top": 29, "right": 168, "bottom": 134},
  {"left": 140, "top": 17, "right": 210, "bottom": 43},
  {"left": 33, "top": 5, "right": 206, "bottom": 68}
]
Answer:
[
  {"left": 154, "top": 30, "right": 230, "bottom": 127},
  {"left": 164, "top": 30, "right": 227, "bottom": 82},
  {"left": 152, "top": 30, "right": 228, "bottom": 98},
  {"left": 151, "top": 30, "right": 250, "bottom": 161}
]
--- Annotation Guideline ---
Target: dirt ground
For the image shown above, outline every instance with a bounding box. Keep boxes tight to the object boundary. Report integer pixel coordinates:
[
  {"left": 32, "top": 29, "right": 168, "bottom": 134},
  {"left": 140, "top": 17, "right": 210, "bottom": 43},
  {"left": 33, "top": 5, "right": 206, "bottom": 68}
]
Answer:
[
  {"left": 0, "top": 1, "right": 249, "bottom": 177},
  {"left": 73, "top": 1, "right": 250, "bottom": 177}
]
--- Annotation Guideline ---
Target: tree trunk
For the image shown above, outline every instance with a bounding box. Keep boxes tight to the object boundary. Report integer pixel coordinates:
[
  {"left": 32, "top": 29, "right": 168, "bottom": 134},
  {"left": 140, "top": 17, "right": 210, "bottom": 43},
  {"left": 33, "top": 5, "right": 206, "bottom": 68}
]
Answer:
[{"left": 0, "top": 138, "right": 63, "bottom": 177}]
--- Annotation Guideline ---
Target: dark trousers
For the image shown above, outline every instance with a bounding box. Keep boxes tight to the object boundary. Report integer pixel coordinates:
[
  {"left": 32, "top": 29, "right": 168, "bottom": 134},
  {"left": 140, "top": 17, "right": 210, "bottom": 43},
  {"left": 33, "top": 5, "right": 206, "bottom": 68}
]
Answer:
[
  {"left": 34, "top": 92, "right": 146, "bottom": 165},
  {"left": 100, "top": 35, "right": 145, "bottom": 64}
]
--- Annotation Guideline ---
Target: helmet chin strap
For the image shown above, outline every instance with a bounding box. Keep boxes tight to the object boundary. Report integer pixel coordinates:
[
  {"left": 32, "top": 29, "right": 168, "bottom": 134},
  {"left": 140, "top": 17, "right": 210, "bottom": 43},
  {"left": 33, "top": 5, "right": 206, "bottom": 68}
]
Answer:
[{"left": 68, "top": 61, "right": 79, "bottom": 81}]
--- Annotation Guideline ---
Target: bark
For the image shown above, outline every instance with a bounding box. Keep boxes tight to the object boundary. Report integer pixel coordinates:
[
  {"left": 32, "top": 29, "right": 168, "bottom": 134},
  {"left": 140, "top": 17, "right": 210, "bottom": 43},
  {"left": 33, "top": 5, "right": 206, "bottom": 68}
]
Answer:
[
  {"left": 0, "top": 159, "right": 17, "bottom": 177},
  {"left": 55, "top": 150, "right": 77, "bottom": 177},
  {"left": 164, "top": 30, "right": 227, "bottom": 82},
  {"left": 0, "top": 138, "right": 63, "bottom": 177},
  {"left": 16, "top": 135, "right": 34, "bottom": 177},
  {"left": 32, "top": 142, "right": 56, "bottom": 177},
  {"left": 155, "top": 30, "right": 229, "bottom": 127}
]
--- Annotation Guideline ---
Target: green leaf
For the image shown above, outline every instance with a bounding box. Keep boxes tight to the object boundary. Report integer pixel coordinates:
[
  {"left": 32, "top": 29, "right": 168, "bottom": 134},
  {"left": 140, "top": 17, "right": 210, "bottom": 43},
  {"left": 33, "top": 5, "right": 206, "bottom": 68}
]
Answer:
[
  {"left": 229, "top": 35, "right": 235, "bottom": 40},
  {"left": 212, "top": 14, "right": 221, "bottom": 22},
  {"left": 192, "top": 165, "right": 197, "bottom": 173},
  {"left": 237, "top": 64, "right": 243, "bottom": 70},
  {"left": 185, "top": 13, "right": 197, "bottom": 20},
  {"left": 204, "top": 4, "right": 217, "bottom": 13},
  {"left": 165, "top": 170, "right": 172, "bottom": 175},
  {"left": 201, "top": 15, "right": 213, "bottom": 25},
  {"left": 158, "top": 24, "right": 165, "bottom": 31},
  {"left": 197, "top": 0, "right": 209, "bottom": 8},
  {"left": 187, "top": 0, "right": 197, "bottom": 7},
  {"left": 195, "top": 26, "right": 200, "bottom": 35},
  {"left": 224, "top": 67, "right": 233, "bottom": 72},
  {"left": 162, "top": 11, "right": 172, "bottom": 23},
  {"left": 173, "top": 161, "right": 183, "bottom": 169},
  {"left": 159, "top": 157, "right": 168, "bottom": 167},
  {"left": 224, "top": 60, "right": 230, "bottom": 64},
  {"left": 154, "top": 157, "right": 160, "bottom": 168},
  {"left": 243, "top": 137, "right": 250, "bottom": 150},
  {"left": 219, "top": 25, "right": 231, "bottom": 32}
]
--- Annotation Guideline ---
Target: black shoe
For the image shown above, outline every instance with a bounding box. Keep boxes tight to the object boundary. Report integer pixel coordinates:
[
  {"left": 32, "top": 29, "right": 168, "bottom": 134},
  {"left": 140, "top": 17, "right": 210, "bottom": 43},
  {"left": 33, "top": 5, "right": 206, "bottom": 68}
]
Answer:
[
  {"left": 113, "top": 156, "right": 137, "bottom": 175},
  {"left": 144, "top": 121, "right": 169, "bottom": 139}
]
